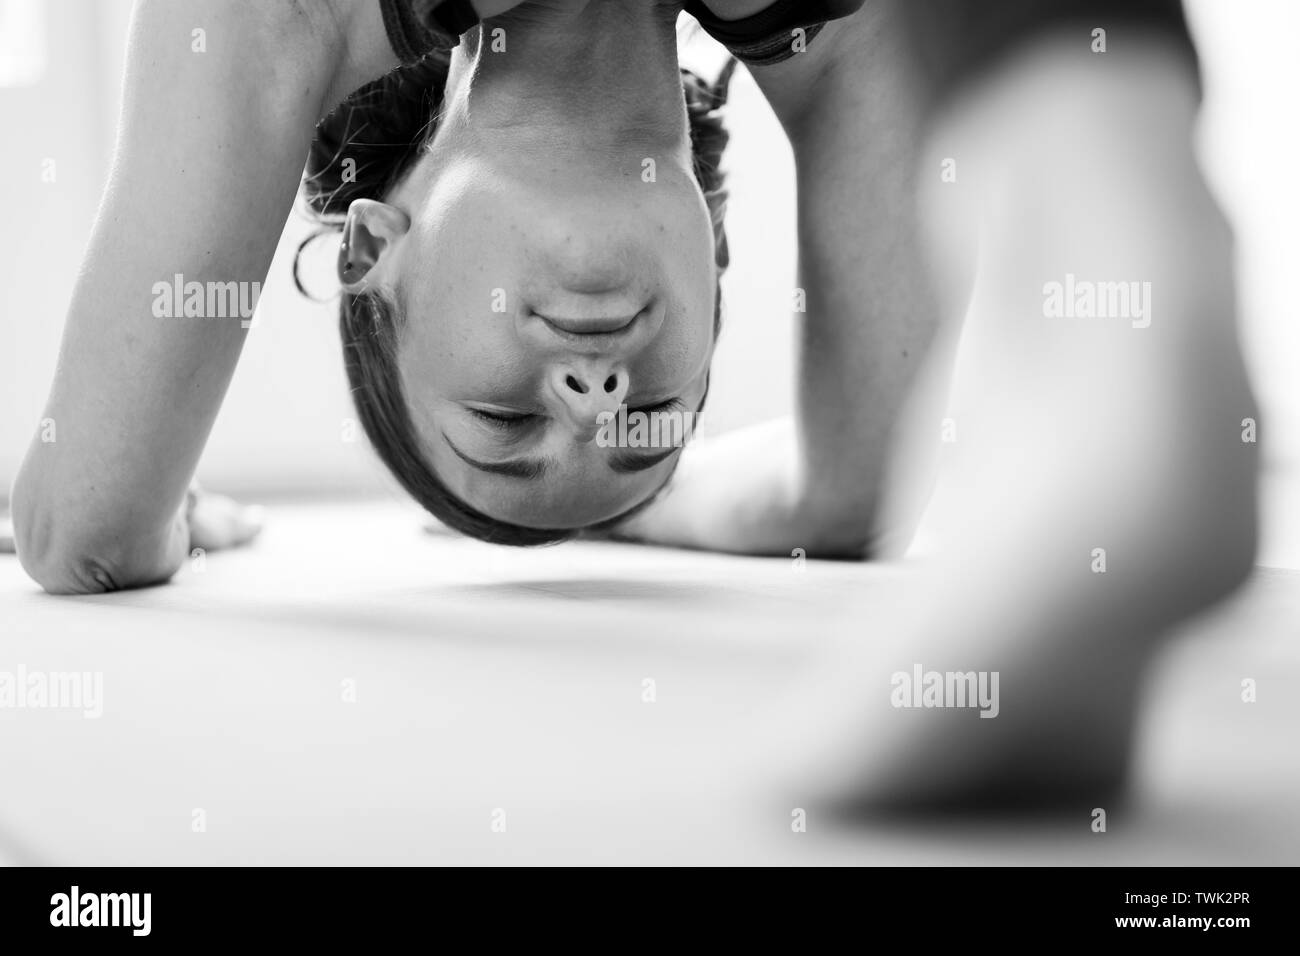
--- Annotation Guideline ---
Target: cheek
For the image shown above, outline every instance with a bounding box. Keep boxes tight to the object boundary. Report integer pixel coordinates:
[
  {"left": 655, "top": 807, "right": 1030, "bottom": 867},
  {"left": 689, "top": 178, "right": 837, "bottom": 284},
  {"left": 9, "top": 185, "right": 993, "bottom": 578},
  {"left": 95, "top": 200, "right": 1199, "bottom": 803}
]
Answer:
[
  {"left": 631, "top": 303, "right": 714, "bottom": 396},
  {"left": 666, "top": 245, "right": 719, "bottom": 354},
  {"left": 415, "top": 177, "right": 530, "bottom": 323},
  {"left": 413, "top": 222, "right": 522, "bottom": 366},
  {"left": 660, "top": 195, "right": 720, "bottom": 310},
  {"left": 408, "top": 311, "right": 531, "bottom": 400}
]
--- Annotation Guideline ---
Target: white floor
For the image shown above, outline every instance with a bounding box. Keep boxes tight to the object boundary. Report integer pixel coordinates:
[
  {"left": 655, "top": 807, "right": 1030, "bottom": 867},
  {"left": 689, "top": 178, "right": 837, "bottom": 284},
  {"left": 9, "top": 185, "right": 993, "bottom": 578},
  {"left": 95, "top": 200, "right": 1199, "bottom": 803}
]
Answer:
[{"left": 1, "top": 499, "right": 1297, "bottom": 865}]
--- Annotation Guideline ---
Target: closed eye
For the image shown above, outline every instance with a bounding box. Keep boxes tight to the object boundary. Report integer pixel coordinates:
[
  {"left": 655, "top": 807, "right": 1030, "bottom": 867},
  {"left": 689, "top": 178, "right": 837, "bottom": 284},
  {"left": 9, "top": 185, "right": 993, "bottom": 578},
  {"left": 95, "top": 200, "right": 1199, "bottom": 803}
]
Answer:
[
  {"left": 472, "top": 400, "right": 682, "bottom": 427},
  {"left": 626, "top": 397, "right": 686, "bottom": 416},
  {"left": 469, "top": 408, "right": 534, "bottom": 430}
]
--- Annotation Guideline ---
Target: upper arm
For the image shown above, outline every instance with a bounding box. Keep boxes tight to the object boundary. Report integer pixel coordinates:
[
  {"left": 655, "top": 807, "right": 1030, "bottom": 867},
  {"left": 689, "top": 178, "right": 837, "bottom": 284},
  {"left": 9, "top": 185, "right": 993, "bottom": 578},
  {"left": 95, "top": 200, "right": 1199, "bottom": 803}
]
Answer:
[{"left": 11, "top": 0, "right": 358, "bottom": 591}]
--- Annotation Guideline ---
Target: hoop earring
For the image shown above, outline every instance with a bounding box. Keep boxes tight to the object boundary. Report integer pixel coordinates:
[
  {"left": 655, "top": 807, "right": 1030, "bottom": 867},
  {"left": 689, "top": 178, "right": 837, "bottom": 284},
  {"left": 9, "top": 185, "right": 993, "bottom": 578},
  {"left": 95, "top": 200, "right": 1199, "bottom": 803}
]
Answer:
[{"left": 291, "top": 225, "right": 347, "bottom": 303}]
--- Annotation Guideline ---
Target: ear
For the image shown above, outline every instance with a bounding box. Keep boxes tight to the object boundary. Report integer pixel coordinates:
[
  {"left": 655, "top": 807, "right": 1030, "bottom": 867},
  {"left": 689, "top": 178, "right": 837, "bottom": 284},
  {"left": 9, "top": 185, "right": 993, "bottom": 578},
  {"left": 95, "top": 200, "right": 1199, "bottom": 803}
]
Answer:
[{"left": 338, "top": 199, "right": 411, "bottom": 293}]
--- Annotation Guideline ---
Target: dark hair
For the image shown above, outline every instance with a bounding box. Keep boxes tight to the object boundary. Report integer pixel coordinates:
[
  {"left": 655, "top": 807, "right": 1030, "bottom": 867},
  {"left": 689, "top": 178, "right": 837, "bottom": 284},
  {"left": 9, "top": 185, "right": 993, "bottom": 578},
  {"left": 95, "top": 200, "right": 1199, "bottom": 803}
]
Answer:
[{"left": 298, "top": 49, "right": 736, "bottom": 545}]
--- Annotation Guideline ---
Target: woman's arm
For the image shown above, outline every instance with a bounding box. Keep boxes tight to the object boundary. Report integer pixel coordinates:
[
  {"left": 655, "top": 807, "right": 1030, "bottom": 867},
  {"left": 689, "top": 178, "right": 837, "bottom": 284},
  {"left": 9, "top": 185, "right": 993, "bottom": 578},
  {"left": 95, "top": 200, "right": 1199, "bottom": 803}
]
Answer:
[
  {"left": 8, "top": 0, "right": 391, "bottom": 593},
  {"left": 755, "top": 4, "right": 944, "bottom": 556},
  {"left": 615, "top": 3, "right": 942, "bottom": 558}
]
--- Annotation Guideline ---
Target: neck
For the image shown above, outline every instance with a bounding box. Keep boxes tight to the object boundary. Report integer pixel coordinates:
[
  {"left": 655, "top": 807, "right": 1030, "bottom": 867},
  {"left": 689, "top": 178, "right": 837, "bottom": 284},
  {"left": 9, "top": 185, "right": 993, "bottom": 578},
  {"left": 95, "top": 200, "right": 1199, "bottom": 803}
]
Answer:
[{"left": 440, "top": 0, "right": 687, "bottom": 152}]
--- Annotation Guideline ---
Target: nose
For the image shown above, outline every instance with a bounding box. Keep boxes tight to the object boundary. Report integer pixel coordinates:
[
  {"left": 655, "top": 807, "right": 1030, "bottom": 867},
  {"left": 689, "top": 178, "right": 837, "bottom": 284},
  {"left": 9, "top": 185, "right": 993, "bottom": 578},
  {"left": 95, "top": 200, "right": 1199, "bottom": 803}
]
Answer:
[{"left": 549, "top": 361, "right": 630, "bottom": 440}]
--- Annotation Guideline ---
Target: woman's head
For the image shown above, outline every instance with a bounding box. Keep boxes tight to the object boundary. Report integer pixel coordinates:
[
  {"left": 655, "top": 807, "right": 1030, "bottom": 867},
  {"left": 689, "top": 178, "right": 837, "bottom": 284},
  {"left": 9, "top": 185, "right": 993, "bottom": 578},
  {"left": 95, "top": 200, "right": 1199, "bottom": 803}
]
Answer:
[{"left": 301, "top": 3, "right": 732, "bottom": 543}]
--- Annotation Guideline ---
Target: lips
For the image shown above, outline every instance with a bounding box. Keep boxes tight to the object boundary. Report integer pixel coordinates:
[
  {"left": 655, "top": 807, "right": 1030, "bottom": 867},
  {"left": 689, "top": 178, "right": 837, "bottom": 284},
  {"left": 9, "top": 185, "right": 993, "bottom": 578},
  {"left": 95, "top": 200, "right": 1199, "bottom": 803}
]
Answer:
[
  {"left": 535, "top": 311, "right": 640, "bottom": 335},
  {"left": 521, "top": 298, "right": 665, "bottom": 356}
]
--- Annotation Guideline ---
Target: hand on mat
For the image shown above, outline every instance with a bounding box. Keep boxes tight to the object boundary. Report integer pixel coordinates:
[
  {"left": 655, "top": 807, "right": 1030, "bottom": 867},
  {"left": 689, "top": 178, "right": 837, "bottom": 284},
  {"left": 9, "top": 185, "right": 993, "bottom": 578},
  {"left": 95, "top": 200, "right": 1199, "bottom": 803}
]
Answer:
[
  {"left": 589, "top": 419, "right": 803, "bottom": 555},
  {"left": 588, "top": 419, "right": 871, "bottom": 558},
  {"left": 186, "top": 484, "right": 265, "bottom": 552}
]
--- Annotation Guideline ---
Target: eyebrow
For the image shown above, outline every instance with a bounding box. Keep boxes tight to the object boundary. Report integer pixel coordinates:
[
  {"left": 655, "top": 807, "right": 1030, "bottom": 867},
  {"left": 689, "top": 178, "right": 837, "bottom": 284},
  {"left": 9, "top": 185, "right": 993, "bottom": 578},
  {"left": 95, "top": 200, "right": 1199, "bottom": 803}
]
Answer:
[
  {"left": 442, "top": 434, "right": 681, "bottom": 479},
  {"left": 444, "top": 434, "right": 552, "bottom": 479},
  {"left": 609, "top": 447, "right": 681, "bottom": 474}
]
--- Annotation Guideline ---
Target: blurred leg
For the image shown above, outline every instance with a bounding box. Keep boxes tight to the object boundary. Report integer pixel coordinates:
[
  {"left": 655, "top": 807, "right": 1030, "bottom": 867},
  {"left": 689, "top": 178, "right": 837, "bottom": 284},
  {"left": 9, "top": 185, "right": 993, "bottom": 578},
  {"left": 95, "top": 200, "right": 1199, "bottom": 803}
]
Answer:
[{"left": 768, "top": 20, "right": 1259, "bottom": 809}]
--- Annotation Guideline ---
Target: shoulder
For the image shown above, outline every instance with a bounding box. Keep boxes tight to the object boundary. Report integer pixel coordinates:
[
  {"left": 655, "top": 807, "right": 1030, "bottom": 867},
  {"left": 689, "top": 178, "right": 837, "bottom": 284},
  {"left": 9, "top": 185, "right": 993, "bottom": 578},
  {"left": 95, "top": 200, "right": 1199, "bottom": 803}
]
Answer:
[
  {"left": 128, "top": 0, "right": 343, "bottom": 51},
  {"left": 126, "top": 0, "right": 368, "bottom": 115},
  {"left": 142, "top": 0, "right": 405, "bottom": 119}
]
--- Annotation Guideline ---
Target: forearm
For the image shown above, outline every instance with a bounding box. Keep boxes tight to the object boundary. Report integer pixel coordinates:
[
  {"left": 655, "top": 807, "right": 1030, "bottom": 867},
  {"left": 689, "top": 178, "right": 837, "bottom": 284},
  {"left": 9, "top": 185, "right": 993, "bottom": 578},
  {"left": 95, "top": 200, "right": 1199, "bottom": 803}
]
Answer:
[
  {"left": 12, "top": 229, "right": 248, "bottom": 591},
  {"left": 12, "top": 0, "right": 339, "bottom": 592},
  {"left": 11, "top": 461, "right": 189, "bottom": 594},
  {"left": 791, "top": 185, "right": 942, "bottom": 555},
  {"left": 749, "top": 3, "right": 947, "bottom": 554}
]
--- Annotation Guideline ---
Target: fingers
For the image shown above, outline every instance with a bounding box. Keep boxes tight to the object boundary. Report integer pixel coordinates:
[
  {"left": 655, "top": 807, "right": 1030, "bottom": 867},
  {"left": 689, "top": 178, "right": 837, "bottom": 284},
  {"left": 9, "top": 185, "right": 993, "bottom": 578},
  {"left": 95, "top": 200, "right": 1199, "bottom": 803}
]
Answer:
[{"left": 188, "top": 493, "right": 265, "bottom": 552}]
